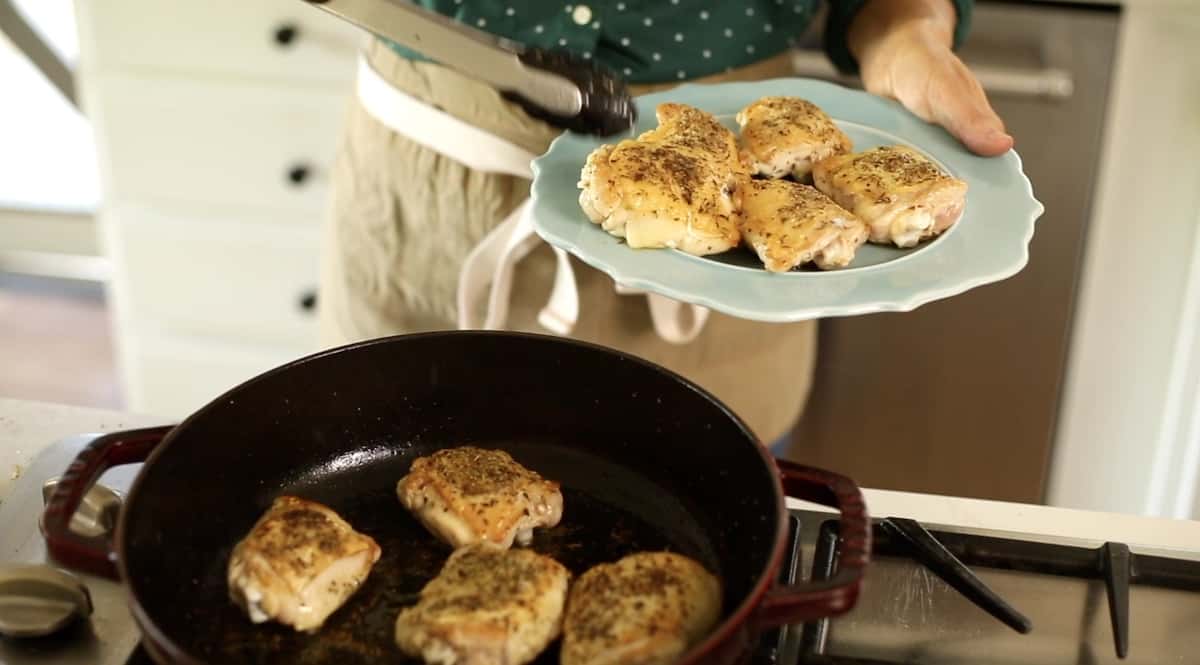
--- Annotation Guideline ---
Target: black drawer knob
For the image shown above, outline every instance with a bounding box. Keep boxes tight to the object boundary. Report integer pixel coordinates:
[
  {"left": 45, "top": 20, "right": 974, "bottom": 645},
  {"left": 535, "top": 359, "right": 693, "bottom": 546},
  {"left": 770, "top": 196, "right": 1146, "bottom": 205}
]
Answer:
[
  {"left": 286, "top": 164, "right": 311, "bottom": 187},
  {"left": 298, "top": 289, "right": 318, "bottom": 312},
  {"left": 273, "top": 24, "right": 299, "bottom": 47}
]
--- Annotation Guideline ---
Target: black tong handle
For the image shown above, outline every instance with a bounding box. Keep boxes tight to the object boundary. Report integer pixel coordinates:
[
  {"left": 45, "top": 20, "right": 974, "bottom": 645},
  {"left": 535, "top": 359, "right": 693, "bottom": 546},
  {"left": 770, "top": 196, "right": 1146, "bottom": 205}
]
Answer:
[{"left": 509, "top": 48, "right": 637, "bottom": 137}]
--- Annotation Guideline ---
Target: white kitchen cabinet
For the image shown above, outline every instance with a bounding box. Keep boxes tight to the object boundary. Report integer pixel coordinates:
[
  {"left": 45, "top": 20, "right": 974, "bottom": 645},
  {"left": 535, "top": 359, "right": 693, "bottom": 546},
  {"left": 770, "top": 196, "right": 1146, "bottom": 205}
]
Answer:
[
  {"left": 73, "top": 0, "right": 360, "bottom": 419},
  {"left": 113, "top": 206, "right": 322, "bottom": 348},
  {"left": 98, "top": 74, "right": 346, "bottom": 213},
  {"left": 82, "top": 0, "right": 363, "bottom": 83},
  {"left": 130, "top": 331, "right": 315, "bottom": 418}
]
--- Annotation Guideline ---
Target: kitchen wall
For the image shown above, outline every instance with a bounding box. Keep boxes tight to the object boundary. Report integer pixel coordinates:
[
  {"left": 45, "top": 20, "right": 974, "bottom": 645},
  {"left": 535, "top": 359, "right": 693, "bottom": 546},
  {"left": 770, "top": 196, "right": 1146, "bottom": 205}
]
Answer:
[
  {"left": 0, "top": 0, "right": 88, "bottom": 189},
  {"left": 0, "top": 0, "right": 120, "bottom": 409},
  {"left": 0, "top": 0, "right": 100, "bottom": 264}
]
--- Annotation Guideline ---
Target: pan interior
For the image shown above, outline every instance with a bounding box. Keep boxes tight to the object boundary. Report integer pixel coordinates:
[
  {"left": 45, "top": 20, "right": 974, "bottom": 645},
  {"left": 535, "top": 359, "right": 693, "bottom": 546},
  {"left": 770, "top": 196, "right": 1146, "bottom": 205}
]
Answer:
[
  {"left": 139, "top": 440, "right": 718, "bottom": 664},
  {"left": 118, "top": 333, "right": 782, "bottom": 664}
]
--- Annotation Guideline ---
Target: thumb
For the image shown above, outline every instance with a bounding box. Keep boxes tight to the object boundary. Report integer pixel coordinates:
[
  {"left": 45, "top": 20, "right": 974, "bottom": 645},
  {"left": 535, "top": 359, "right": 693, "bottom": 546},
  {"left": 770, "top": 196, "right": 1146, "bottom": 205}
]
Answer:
[{"left": 928, "top": 59, "right": 1013, "bottom": 156}]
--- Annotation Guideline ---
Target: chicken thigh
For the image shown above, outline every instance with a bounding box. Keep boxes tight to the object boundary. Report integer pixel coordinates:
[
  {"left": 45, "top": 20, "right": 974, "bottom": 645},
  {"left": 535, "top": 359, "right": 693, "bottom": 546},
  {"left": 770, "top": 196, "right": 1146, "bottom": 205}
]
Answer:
[
  {"left": 561, "top": 552, "right": 722, "bottom": 665},
  {"left": 397, "top": 446, "right": 563, "bottom": 549},
  {"left": 739, "top": 178, "right": 868, "bottom": 272},
  {"left": 227, "top": 495, "right": 381, "bottom": 632},
  {"left": 578, "top": 103, "right": 745, "bottom": 256},
  {"left": 812, "top": 145, "right": 968, "bottom": 248},
  {"left": 736, "top": 96, "right": 852, "bottom": 180},
  {"left": 394, "top": 545, "right": 571, "bottom": 665}
]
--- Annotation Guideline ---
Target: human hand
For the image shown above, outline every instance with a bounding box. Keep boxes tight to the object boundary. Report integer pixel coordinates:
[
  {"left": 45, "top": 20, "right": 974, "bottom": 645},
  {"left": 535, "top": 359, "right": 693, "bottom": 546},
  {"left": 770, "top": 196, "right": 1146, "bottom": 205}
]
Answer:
[{"left": 848, "top": 0, "right": 1013, "bottom": 157}]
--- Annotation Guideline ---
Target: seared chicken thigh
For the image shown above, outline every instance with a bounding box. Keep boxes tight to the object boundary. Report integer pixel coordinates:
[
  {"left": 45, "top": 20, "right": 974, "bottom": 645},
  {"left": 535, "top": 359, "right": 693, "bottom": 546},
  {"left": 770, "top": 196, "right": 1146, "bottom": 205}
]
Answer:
[
  {"left": 812, "top": 145, "right": 968, "bottom": 248},
  {"left": 397, "top": 446, "right": 563, "bottom": 549},
  {"left": 578, "top": 103, "right": 744, "bottom": 255},
  {"left": 740, "top": 179, "right": 868, "bottom": 272},
  {"left": 561, "top": 552, "right": 722, "bottom": 665},
  {"left": 394, "top": 545, "right": 570, "bottom": 665},
  {"left": 736, "top": 96, "right": 852, "bottom": 180},
  {"left": 227, "top": 495, "right": 381, "bottom": 632}
]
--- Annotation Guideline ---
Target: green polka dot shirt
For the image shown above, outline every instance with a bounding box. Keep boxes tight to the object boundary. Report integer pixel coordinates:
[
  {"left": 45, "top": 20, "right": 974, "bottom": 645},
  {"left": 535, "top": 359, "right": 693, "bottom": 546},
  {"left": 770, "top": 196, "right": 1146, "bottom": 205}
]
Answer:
[{"left": 386, "top": 1, "right": 973, "bottom": 84}]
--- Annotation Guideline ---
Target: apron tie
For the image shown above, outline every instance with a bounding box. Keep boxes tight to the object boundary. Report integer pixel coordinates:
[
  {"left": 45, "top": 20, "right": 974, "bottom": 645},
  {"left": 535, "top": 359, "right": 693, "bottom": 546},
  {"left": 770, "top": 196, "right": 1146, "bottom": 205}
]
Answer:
[{"left": 355, "top": 53, "right": 708, "bottom": 344}]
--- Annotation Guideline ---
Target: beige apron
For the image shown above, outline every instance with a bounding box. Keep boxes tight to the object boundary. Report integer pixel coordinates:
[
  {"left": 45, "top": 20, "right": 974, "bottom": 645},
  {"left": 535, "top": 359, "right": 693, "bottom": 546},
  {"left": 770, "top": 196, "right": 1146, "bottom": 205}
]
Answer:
[{"left": 318, "top": 39, "right": 817, "bottom": 447}]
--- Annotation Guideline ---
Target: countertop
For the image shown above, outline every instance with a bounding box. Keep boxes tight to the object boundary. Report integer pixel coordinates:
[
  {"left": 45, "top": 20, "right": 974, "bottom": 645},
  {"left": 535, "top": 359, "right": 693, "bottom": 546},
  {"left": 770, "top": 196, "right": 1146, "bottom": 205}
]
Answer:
[{"left": 4, "top": 398, "right": 1200, "bottom": 554}]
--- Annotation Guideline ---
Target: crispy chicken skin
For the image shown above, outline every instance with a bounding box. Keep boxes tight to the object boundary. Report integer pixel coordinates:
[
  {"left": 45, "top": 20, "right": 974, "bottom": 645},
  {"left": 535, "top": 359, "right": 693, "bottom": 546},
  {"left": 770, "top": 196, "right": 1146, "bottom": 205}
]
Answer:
[
  {"left": 561, "top": 552, "right": 722, "bottom": 665},
  {"left": 735, "top": 96, "right": 853, "bottom": 180},
  {"left": 578, "top": 103, "right": 744, "bottom": 255},
  {"left": 740, "top": 179, "right": 869, "bottom": 272},
  {"left": 812, "top": 145, "right": 968, "bottom": 248},
  {"left": 397, "top": 446, "right": 564, "bottom": 550},
  {"left": 227, "top": 495, "right": 381, "bottom": 632},
  {"left": 394, "top": 545, "right": 571, "bottom": 665}
]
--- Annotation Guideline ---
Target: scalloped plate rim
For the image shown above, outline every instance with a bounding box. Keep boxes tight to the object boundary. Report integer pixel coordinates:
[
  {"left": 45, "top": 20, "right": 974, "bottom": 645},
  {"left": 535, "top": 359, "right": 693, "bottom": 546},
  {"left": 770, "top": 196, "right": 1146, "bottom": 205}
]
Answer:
[{"left": 529, "top": 76, "right": 1044, "bottom": 322}]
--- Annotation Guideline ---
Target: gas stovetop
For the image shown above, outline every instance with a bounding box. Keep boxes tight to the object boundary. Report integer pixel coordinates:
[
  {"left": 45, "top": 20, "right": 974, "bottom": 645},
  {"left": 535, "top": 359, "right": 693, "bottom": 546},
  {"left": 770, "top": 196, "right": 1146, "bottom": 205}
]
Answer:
[
  {"left": 789, "top": 518, "right": 1200, "bottom": 664},
  {"left": 3, "top": 435, "right": 1200, "bottom": 665}
]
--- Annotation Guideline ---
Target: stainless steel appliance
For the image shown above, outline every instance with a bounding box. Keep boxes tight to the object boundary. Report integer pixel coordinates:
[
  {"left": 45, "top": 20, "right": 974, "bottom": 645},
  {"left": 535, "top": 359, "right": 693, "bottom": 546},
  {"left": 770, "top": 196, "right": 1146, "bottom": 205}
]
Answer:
[{"left": 786, "top": 1, "right": 1121, "bottom": 504}]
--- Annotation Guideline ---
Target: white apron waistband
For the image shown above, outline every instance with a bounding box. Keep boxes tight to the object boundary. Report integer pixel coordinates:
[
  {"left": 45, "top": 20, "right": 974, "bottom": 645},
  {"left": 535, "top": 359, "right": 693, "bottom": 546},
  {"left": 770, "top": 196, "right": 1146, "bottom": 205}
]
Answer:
[{"left": 353, "top": 53, "right": 708, "bottom": 344}]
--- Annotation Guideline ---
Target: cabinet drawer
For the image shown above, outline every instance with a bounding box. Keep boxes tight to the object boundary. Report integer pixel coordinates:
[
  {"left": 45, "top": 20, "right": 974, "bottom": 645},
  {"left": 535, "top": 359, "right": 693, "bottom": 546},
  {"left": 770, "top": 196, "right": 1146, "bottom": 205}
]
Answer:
[
  {"left": 98, "top": 75, "right": 346, "bottom": 213},
  {"left": 77, "top": 0, "right": 364, "bottom": 84},
  {"left": 128, "top": 332, "right": 313, "bottom": 419},
  {"left": 114, "top": 206, "right": 322, "bottom": 348}
]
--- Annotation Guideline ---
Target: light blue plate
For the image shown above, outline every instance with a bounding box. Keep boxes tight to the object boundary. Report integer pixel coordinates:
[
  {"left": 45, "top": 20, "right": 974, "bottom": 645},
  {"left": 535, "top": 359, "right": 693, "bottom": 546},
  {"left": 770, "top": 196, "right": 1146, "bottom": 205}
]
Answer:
[{"left": 529, "top": 78, "right": 1043, "bottom": 322}]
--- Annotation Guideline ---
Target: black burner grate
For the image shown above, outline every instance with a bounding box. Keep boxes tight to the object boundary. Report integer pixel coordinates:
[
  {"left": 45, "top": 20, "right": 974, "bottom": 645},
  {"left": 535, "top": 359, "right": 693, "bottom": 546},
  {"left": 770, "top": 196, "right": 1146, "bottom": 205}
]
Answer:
[{"left": 797, "top": 517, "right": 1200, "bottom": 664}]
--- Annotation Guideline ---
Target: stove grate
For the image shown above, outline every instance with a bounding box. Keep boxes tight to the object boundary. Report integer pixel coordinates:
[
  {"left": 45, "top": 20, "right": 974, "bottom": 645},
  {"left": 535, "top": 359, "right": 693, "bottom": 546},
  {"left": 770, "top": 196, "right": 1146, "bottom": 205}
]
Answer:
[{"left": 798, "top": 518, "right": 1200, "bottom": 664}]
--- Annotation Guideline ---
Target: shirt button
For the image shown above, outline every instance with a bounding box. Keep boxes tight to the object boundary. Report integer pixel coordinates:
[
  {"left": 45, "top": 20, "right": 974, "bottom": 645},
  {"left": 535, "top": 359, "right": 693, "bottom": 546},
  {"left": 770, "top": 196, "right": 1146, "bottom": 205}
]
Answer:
[{"left": 572, "top": 5, "right": 593, "bottom": 25}]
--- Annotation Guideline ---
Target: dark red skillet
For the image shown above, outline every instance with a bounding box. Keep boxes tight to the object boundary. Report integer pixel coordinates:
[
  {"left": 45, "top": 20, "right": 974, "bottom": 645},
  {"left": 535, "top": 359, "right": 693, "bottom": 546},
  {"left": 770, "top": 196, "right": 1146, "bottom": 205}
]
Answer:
[{"left": 41, "top": 331, "right": 869, "bottom": 664}]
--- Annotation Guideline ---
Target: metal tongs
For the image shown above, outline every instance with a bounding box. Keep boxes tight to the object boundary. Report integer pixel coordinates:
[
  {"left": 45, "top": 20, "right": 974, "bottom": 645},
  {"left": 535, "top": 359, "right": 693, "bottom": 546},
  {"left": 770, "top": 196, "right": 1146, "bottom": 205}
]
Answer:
[{"left": 302, "top": 0, "right": 637, "bottom": 136}]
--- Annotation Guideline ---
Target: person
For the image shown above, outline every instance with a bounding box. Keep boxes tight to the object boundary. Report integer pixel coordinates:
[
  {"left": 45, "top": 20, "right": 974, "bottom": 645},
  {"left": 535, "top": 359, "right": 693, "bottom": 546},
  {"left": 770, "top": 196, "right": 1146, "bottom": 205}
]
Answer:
[{"left": 316, "top": 0, "right": 1011, "bottom": 455}]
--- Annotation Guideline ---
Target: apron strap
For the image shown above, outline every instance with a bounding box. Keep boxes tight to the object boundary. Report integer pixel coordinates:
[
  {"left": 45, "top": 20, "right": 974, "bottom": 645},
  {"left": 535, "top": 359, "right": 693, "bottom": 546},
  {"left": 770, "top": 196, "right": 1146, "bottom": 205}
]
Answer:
[
  {"left": 356, "top": 55, "right": 535, "bottom": 178},
  {"left": 355, "top": 52, "right": 707, "bottom": 343},
  {"left": 647, "top": 294, "right": 710, "bottom": 344},
  {"left": 614, "top": 280, "right": 711, "bottom": 344},
  {"left": 538, "top": 246, "right": 580, "bottom": 335},
  {"left": 457, "top": 201, "right": 531, "bottom": 329}
]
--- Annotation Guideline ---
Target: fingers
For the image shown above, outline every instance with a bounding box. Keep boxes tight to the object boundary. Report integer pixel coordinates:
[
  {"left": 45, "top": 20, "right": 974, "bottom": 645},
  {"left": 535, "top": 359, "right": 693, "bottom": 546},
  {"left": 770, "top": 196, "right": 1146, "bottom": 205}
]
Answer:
[
  {"left": 861, "top": 30, "right": 1015, "bottom": 157},
  {"left": 928, "top": 58, "right": 1014, "bottom": 156}
]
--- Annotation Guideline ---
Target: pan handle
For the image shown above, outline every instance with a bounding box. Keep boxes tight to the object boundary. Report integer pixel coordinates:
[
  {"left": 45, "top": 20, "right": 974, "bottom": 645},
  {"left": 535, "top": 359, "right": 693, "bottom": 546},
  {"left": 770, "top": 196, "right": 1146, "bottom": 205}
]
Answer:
[
  {"left": 757, "top": 458, "right": 871, "bottom": 626},
  {"left": 40, "top": 426, "right": 173, "bottom": 580}
]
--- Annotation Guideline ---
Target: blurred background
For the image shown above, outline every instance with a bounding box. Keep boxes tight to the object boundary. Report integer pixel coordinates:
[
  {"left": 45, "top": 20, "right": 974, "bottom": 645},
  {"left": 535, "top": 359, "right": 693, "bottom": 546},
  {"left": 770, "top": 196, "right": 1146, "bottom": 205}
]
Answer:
[
  {"left": 1, "top": 0, "right": 1198, "bottom": 519},
  {"left": 0, "top": 0, "right": 112, "bottom": 407}
]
